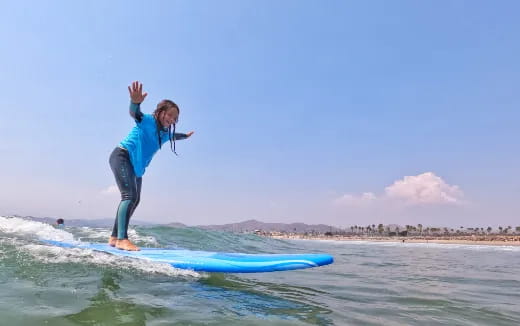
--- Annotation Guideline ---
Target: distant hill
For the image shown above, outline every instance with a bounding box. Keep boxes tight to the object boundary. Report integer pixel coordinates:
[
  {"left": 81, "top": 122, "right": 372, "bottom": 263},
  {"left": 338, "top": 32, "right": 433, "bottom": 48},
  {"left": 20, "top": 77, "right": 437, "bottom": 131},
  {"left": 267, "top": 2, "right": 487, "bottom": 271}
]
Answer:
[
  {"left": 7, "top": 215, "right": 340, "bottom": 233},
  {"left": 12, "top": 215, "right": 154, "bottom": 227},
  {"left": 197, "top": 219, "right": 342, "bottom": 233},
  {"left": 164, "top": 222, "right": 187, "bottom": 228}
]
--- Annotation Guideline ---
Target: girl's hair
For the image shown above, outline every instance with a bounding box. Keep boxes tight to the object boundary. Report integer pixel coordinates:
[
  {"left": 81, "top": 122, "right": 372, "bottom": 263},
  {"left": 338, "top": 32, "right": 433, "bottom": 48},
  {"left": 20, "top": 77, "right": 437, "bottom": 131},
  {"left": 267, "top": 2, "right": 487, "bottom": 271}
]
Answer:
[{"left": 153, "top": 99, "right": 180, "bottom": 155}]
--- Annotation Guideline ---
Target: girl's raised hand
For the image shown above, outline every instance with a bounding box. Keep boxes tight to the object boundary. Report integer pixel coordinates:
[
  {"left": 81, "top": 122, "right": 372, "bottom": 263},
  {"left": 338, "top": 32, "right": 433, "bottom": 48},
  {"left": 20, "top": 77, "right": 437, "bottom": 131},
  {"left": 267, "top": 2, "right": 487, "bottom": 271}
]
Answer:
[
  {"left": 128, "top": 81, "right": 148, "bottom": 104},
  {"left": 186, "top": 131, "right": 195, "bottom": 138}
]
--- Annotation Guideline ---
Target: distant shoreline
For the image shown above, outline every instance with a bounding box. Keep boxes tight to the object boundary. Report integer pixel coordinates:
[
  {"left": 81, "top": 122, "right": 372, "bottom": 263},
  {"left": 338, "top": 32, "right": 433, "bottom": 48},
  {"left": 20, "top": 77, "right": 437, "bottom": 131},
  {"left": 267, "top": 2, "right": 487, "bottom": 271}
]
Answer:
[{"left": 268, "top": 234, "right": 520, "bottom": 246}]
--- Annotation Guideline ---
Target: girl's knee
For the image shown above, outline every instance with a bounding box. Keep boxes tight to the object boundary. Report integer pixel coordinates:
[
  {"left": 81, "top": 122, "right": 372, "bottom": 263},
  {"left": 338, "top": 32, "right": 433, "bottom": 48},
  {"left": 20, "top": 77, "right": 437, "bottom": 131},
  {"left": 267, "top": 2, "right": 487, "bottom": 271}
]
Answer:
[{"left": 121, "top": 192, "right": 139, "bottom": 203}]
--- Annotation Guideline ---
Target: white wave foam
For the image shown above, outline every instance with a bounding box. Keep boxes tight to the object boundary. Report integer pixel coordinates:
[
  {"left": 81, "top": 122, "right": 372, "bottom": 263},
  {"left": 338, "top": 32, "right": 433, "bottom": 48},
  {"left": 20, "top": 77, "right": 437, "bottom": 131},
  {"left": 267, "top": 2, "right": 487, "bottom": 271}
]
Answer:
[
  {"left": 128, "top": 228, "right": 160, "bottom": 246},
  {"left": 0, "top": 216, "right": 77, "bottom": 243},
  {"left": 0, "top": 216, "right": 159, "bottom": 247},
  {"left": 0, "top": 216, "right": 200, "bottom": 278},
  {"left": 78, "top": 226, "right": 112, "bottom": 237},
  {"left": 73, "top": 226, "right": 160, "bottom": 246},
  {"left": 23, "top": 243, "right": 201, "bottom": 278}
]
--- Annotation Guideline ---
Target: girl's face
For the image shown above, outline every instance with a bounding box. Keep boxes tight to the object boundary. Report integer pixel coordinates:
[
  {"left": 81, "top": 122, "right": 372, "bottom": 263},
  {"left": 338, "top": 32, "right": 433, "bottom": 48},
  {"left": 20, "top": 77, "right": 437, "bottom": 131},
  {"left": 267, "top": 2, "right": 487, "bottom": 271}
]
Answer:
[{"left": 159, "top": 108, "right": 179, "bottom": 128}]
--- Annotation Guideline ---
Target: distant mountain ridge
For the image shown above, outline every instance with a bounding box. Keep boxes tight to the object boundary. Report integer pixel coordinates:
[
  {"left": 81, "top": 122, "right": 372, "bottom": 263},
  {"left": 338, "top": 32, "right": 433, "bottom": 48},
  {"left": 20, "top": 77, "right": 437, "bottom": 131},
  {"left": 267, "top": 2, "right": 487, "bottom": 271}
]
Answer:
[
  {"left": 11, "top": 215, "right": 154, "bottom": 227},
  {"left": 197, "top": 219, "right": 342, "bottom": 233},
  {"left": 8, "top": 215, "right": 340, "bottom": 233},
  {"left": 164, "top": 222, "right": 187, "bottom": 228}
]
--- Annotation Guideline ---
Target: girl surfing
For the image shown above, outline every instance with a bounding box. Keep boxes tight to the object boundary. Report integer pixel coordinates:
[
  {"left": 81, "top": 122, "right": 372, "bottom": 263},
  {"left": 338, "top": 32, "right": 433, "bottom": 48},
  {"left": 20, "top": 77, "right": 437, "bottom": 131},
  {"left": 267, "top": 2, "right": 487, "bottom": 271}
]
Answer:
[{"left": 108, "top": 81, "right": 194, "bottom": 251}]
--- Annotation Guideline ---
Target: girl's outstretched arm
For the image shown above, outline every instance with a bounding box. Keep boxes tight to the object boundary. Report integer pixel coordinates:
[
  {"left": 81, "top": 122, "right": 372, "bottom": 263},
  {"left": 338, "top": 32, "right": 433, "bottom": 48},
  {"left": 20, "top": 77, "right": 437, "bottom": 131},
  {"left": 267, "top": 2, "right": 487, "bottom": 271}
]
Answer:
[
  {"left": 129, "top": 102, "right": 143, "bottom": 122},
  {"left": 174, "top": 131, "right": 195, "bottom": 140},
  {"left": 128, "top": 81, "right": 148, "bottom": 121}
]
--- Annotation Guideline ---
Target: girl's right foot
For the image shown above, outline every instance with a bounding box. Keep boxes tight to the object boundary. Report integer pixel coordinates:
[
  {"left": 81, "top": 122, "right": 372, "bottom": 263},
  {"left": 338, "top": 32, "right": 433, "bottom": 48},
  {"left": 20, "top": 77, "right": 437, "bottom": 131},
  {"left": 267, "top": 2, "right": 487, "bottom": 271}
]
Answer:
[
  {"left": 108, "top": 236, "right": 117, "bottom": 247},
  {"left": 116, "top": 239, "right": 140, "bottom": 251}
]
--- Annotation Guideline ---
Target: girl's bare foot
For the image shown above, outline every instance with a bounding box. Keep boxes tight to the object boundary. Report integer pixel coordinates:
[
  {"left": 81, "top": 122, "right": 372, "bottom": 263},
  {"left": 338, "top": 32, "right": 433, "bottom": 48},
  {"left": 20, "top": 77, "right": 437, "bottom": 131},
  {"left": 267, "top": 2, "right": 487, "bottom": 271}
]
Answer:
[
  {"left": 116, "top": 239, "right": 140, "bottom": 251},
  {"left": 108, "top": 236, "right": 117, "bottom": 247}
]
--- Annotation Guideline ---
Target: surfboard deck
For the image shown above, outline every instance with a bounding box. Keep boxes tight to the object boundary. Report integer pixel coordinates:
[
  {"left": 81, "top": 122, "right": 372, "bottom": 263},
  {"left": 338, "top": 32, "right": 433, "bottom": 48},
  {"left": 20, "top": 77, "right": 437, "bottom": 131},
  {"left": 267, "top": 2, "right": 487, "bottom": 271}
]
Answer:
[{"left": 43, "top": 240, "right": 334, "bottom": 273}]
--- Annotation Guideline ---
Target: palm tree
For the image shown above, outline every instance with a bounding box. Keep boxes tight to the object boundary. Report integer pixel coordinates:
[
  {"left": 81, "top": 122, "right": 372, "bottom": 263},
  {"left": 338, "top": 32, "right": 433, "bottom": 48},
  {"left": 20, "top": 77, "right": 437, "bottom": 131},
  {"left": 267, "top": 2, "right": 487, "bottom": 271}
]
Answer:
[
  {"left": 487, "top": 226, "right": 492, "bottom": 234},
  {"left": 498, "top": 226, "right": 503, "bottom": 234},
  {"left": 417, "top": 224, "right": 423, "bottom": 235}
]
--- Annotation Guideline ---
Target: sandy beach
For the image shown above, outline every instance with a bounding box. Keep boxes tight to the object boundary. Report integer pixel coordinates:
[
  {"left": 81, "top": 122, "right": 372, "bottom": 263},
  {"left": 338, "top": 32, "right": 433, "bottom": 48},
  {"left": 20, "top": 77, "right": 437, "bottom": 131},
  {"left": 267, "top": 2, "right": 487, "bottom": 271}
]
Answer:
[{"left": 269, "top": 234, "right": 520, "bottom": 246}]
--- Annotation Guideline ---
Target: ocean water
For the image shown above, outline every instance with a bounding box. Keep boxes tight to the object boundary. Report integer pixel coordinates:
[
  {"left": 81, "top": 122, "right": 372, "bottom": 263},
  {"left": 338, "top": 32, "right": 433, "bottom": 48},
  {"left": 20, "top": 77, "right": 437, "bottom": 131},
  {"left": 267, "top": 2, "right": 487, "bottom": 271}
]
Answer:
[{"left": 1, "top": 216, "right": 519, "bottom": 325}]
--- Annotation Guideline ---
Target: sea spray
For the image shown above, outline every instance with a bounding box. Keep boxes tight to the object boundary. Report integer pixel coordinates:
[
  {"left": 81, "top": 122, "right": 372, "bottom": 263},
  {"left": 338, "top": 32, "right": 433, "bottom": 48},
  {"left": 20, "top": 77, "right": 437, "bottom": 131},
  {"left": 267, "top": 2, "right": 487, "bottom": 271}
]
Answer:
[
  {"left": 0, "top": 215, "right": 77, "bottom": 243},
  {"left": 0, "top": 216, "right": 200, "bottom": 278}
]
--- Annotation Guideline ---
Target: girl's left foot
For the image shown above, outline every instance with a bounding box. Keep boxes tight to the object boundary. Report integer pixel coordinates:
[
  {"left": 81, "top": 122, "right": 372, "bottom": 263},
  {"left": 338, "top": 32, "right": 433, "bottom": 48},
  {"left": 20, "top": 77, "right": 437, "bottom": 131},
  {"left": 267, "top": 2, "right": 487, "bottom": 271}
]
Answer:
[
  {"left": 116, "top": 239, "right": 140, "bottom": 251},
  {"left": 108, "top": 236, "right": 117, "bottom": 247}
]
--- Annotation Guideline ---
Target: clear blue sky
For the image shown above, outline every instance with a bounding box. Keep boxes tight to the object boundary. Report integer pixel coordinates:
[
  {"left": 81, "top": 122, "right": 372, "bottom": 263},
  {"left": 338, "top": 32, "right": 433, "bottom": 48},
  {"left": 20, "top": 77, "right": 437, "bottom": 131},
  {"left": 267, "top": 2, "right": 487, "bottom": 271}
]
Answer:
[{"left": 1, "top": 1, "right": 518, "bottom": 228}]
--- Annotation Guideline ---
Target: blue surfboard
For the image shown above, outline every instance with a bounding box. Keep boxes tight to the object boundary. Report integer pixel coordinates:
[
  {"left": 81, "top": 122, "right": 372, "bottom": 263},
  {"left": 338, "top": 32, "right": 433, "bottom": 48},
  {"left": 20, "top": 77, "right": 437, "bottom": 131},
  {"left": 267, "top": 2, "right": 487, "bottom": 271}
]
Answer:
[{"left": 43, "top": 240, "right": 334, "bottom": 273}]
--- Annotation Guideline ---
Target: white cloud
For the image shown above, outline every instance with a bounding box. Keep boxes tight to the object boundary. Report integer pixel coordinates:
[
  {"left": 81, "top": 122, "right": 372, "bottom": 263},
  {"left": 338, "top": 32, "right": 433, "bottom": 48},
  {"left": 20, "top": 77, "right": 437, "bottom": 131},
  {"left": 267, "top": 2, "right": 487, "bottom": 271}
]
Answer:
[
  {"left": 336, "top": 172, "right": 464, "bottom": 206},
  {"left": 385, "top": 172, "right": 463, "bottom": 205},
  {"left": 335, "top": 192, "right": 376, "bottom": 206},
  {"left": 100, "top": 185, "right": 119, "bottom": 196}
]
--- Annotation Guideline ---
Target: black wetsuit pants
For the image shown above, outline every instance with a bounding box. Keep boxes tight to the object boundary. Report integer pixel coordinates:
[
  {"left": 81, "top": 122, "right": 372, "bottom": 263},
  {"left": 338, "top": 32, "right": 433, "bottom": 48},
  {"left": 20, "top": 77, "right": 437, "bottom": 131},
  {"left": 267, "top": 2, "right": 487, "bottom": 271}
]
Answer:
[{"left": 109, "top": 147, "right": 142, "bottom": 239}]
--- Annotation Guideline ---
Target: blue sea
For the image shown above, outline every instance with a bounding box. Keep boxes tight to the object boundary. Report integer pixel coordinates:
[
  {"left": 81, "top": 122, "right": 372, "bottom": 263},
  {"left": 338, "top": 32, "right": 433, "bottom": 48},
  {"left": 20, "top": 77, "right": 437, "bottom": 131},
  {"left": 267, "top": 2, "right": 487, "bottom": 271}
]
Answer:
[{"left": 1, "top": 216, "right": 519, "bottom": 325}]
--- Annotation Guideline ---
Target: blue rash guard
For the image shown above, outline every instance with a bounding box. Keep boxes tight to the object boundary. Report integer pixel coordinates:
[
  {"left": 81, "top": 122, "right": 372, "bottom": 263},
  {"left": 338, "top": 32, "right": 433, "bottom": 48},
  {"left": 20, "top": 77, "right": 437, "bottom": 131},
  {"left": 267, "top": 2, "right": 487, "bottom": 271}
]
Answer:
[{"left": 119, "top": 102, "right": 187, "bottom": 177}]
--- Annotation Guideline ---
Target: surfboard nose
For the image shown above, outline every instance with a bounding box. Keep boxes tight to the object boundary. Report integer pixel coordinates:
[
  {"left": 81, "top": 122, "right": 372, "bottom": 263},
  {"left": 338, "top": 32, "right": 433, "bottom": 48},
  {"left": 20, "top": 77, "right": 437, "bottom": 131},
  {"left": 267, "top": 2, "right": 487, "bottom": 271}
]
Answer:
[{"left": 315, "top": 254, "right": 334, "bottom": 266}]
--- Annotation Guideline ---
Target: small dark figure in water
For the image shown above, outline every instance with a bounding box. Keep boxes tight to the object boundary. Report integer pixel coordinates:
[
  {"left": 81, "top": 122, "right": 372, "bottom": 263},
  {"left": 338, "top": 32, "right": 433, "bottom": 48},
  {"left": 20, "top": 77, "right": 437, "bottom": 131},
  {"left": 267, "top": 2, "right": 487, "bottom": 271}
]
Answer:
[{"left": 56, "top": 218, "right": 65, "bottom": 227}]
